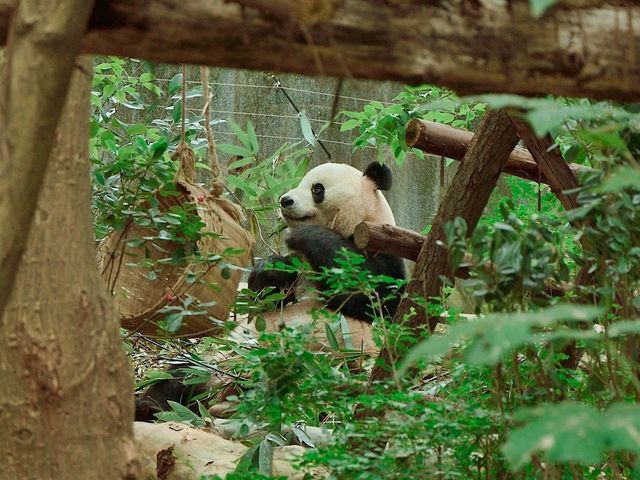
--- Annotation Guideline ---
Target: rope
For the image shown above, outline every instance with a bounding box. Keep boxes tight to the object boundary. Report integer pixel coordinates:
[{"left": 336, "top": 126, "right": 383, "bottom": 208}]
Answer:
[
  {"left": 181, "top": 64, "right": 186, "bottom": 142},
  {"left": 174, "top": 65, "right": 196, "bottom": 183},
  {"left": 201, "top": 65, "right": 222, "bottom": 180}
]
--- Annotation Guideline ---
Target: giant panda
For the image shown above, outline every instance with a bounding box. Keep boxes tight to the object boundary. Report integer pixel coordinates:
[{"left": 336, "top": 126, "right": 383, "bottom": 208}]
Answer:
[
  {"left": 249, "top": 161, "right": 406, "bottom": 331},
  {"left": 134, "top": 162, "right": 406, "bottom": 421}
]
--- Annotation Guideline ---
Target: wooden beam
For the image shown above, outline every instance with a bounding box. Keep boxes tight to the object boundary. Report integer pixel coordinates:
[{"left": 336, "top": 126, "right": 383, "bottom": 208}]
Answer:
[
  {"left": 1, "top": 1, "right": 640, "bottom": 100},
  {"left": 354, "top": 222, "right": 423, "bottom": 262},
  {"left": 354, "top": 221, "right": 570, "bottom": 296},
  {"left": 406, "top": 119, "right": 591, "bottom": 184},
  {"left": 371, "top": 110, "right": 520, "bottom": 382},
  {"left": 510, "top": 119, "right": 582, "bottom": 211}
]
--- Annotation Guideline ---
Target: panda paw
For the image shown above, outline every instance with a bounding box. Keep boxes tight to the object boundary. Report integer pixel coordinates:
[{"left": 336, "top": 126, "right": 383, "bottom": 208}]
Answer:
[
  {"left": 286, "top": 225, "right": 347, "bottom": 254},
  {"left": 286, "top": 225, "right": 357, "bottom": 271},
  {"left": 248, "top": 255, "right": 298, "bottom": 306}
]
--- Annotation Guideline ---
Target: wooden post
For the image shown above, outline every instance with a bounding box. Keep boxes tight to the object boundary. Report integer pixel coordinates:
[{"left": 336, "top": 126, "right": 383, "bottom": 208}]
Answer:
[{"left": 370, "top": 110, "right": 520, "bottom": 382}]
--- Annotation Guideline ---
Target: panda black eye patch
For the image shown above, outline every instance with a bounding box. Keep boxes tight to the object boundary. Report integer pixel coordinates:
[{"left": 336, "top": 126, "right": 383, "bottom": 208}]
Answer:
[{"left": 311, "top": 183, "right": 325, "bottom": 203}]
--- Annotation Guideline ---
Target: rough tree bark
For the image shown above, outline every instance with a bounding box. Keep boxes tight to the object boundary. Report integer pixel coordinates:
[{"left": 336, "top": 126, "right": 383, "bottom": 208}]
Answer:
[
  {"left": 0, "top": 0, "right": 96, "bottom": 319},
  {"left": 0, "top": 1, "right": 638, "bottom": 100},
  {"left": 0, "top": 57, "right": 139, "bottom": 480},
  {"left": 371, "top": 110, "right": 520, "bottom": 382}
]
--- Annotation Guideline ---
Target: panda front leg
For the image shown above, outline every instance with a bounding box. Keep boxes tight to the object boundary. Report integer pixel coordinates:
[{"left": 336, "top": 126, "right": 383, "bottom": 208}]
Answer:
[
  {"left": 286, "top": 225, "right": 405, "bottom": 322},
  {"left": 248, "top": 254, "right": 299, "bottom": 307}
]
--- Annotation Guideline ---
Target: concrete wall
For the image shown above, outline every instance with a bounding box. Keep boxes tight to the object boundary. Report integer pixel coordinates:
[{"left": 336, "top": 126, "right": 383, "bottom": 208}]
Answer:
[{"left": 158, "top": 66, "right": 442, "bottom": 233}]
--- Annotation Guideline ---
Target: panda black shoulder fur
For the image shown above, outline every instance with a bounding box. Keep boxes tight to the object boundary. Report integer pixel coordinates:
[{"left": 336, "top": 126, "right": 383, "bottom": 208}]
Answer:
[{"left": 249, "top": 161, "right": 406, "bottom": 322}]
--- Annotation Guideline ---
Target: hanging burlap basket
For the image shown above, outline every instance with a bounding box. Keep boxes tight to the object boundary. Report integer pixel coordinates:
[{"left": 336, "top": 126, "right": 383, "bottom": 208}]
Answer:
[{"left": 99, "top": 143, "right": 254, "bottom": 337}]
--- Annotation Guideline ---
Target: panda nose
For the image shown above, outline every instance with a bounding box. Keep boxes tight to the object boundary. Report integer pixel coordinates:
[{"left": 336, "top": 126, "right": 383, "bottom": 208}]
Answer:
[{"left": 280, "top": 196, "right": 294, "bottom": 209}]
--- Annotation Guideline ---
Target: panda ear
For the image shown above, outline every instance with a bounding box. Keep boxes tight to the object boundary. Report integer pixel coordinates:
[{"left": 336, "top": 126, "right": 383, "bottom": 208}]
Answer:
[{"left": 363, "top": 162, "right": 392, "bottom": 191}]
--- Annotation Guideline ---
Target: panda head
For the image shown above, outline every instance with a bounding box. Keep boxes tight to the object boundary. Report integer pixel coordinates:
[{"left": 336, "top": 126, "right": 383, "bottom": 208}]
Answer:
[{"left": 279, "top": 162, "right": 396, "bottom": 237}]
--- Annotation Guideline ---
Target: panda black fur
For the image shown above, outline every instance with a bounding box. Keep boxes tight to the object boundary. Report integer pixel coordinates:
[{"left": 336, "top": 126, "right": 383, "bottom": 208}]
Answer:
[{"left": 249, "top": 161, "right": 405, "bottom": 322}]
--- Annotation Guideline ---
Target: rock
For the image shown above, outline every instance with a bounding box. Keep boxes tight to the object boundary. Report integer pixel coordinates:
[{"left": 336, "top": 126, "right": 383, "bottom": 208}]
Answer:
[{"left": 134, "top": 421, "right": 324, "bottom": 479}]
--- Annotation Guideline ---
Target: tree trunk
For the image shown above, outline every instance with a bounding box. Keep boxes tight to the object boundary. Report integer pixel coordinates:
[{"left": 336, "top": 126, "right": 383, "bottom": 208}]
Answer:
[
  {"left": 371, "top": 110, "right": 520, "bottom": 382},
  {"left": 0, "top": 57, "right": 139, "bottom": 480},
  {"left": 0, "top": 1, "right": 638, "bottom": 101},
  {"left": 0, "top": 0, "right": 96, "bottom": 318}
]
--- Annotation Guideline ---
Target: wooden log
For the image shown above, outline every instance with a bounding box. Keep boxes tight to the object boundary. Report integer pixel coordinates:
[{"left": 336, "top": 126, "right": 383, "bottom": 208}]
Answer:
[
  {"left": 1, "top": 1, "right": 640, "bottom": 101},
  {"left": 371, "top": 110, "right": 521, "bottom": 382},
  {"left": 354, "top": 221, "right": 471, "bottom": 274},
  {"left": 354, "top": 221, "right": 569, "bottom": 294},
  {"left": 405, "top": 119, "right": 590, "bottom": 184},
  {"left": 354, "top": 222, "right": 423, "bottom": 262}
]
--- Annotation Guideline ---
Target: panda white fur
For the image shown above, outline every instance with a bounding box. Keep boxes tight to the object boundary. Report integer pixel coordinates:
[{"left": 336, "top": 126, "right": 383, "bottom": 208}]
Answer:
[{"left": 249, "top": 161, "right": 406, "bottom": 330}]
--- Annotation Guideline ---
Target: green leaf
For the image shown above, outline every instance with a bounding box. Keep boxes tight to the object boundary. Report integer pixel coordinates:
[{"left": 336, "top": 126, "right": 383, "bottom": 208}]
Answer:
[
  {"left": 596, "top": 166, "right": 640, "bottom": 193},
  {"left": 168, "top": 73, "right": 183, "bottom": 95},
  {"left": 195, "top": 162, "right": 211, "bottom": 171},
  {"left": 529, "top": 0, "right": 560, "bottom": 18},
  {"left": 324, "top": 323, "right": 340, "bottom": 350},
  {"left": 151, "top": 138, "right": 168, "bottom": 159},
  {"left": 340, "top": 119, "right": 360, "bottom": 131},
  {"left": 503, "top": 403, "right": 640, "bottom": 470},
  {"left": 228, "top": 157, "right": 254, "bottom": 171},
  {"left": 102, "top": 83, "right": 115, "bottom": 99},
  {"left": 141, "top": 82, "right": 162, "bottom": 96},
  {"left": 172, "top": 99, "right": 182, "bottom": 124},
  {"left": 217, "top": 143, "right": 253, "bottom": 157},
  {"left": 163, "top": 400, "right": 205, "bottom": 427},
  {"left": 503, "top": 403, "right": 604, "bottom": 469},
  {"left": 608, "top": 320, "right": 640, "bottom": 337},
  {"left": 299, "top": 111, "right": 316, "bottom": 146},
  {"left": 126, "top": 123, "right": 147, "bottom": 135},
  {"left": 229, "top": 121, "right": 252, "bottom": 151},
  {"left": 255, "top": 315, "right": 266, "bottom": 332},
  {"left": 399, "top": 304, "right": 603, "bottom": 376},
  {"left": 93, "top": 170, "right": 106, "bottom": 185},
  {"left": 245, "top": 121, "right": 259, "bottom": 154},
  {"left": 227, "top": 175, "right": 258, "bottom": 197},
  {"left": 564, "top": 144, "right": 586, "bottom": 164},
  {"left": 135, "top": 370, "right": 173, "bottom": 390},
  {"left": 258, "top": 439, "right": 274, "bottom": 475},
  {"left": 163, "top": 313, "right": 184, "bottom": 333},
  {"left": 235, "top": 444, "right": 260, "bottom": 474},
  {"left": 139, "top": 72, "right": 155, "bottom": 83}
]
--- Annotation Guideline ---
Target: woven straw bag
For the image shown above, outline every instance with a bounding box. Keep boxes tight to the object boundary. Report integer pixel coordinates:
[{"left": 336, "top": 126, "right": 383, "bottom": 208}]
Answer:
[{"left": 99, "top": 143, "right": 254, "bottom": 337}]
